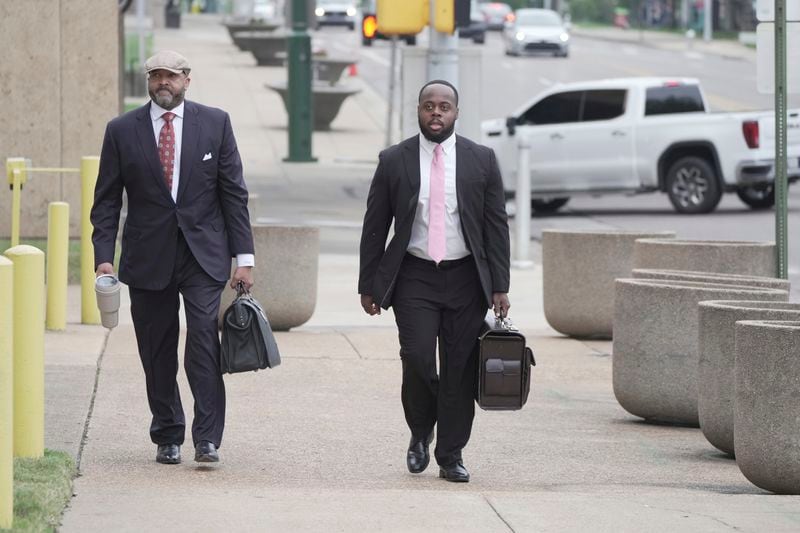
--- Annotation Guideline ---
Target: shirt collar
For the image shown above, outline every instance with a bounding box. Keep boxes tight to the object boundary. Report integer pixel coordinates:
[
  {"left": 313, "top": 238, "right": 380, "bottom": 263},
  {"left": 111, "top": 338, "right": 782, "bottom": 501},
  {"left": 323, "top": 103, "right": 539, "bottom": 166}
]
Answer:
[
  {"left": 150, "top": 100, "right": 185, "bottom": 121},
  {"left": 419, "top": 131, "right": 456, "bottom": 156}
]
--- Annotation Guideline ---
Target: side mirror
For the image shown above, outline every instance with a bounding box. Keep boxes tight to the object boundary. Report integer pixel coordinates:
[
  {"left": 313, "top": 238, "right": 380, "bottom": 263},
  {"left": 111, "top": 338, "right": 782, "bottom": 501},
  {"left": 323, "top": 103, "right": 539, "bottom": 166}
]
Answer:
[{"left": 506, "top": 116, "right": 517, "bottom": 136}]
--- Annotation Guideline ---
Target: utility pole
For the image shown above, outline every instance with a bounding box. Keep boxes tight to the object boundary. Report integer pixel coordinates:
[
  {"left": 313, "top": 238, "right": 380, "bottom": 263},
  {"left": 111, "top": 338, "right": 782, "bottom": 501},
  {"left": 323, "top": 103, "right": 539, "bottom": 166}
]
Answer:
[
  {"left": 284, "top": 0, "right": 315, "bottom": 161},
  {"left": 427, "top": 1, "right": 459, "bottom": 84},
  {"left": 704, "top": 0, "right": 714, "bottom": 41},
  {"left": 774, "top": 0, "right": 788, "bottom": 278}
]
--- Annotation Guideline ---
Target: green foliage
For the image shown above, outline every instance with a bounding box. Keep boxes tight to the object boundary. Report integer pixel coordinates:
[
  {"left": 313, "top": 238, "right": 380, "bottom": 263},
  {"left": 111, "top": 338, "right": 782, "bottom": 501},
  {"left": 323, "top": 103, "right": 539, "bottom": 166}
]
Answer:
[
  {"left": 568, "top": 0, "right": 619, "bottom": 23},
  {"left": 2, "top": 450, "right": 76, "bottom": 533}
]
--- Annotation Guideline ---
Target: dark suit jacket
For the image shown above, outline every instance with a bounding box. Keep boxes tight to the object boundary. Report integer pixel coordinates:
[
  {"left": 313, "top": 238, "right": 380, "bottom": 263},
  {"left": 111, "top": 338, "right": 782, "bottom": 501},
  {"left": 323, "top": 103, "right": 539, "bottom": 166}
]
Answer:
[
  {"left": 91, "top": 100, "right": 254, "bottom": 290},
  {"left": 359, "top": 134, "right": 510, "bottom": 309}
]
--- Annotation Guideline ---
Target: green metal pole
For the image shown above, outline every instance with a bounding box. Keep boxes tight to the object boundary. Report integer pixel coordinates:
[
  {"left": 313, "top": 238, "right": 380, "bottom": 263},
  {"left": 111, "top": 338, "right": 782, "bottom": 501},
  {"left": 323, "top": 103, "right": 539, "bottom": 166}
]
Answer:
[
  {"left": 284, "top": 0, "right": 316, "bottom": 162},
  {"left": 775, "top": 0, "right": 788, "bottom": 279}
]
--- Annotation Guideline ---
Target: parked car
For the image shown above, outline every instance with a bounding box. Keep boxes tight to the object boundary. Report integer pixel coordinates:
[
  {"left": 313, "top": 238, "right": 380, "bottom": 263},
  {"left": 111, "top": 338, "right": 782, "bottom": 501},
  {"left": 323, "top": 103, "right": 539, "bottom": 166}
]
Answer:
[
  {"left": 459, "top": 1, "right": 487, "bottom": 44},
  {"left": 314, "top": 0, "right": 357, "bottom": 30},
  {"left": 504, "top": 8, "right": 569, "bottom": 57},
  {"left": 480, "top": 77, "right": 800, "bottom": 214},
  {"left": 480, "top": 2, "right": 513, "bottom": 30}
]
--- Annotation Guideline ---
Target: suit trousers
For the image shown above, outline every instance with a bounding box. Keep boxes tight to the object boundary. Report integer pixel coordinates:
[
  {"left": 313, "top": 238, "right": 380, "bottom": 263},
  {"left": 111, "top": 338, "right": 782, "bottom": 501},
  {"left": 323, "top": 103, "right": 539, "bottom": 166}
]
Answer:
[
  {"left": 392, "top": 253, "right": 487, "bottom": 467},
  {"left": 129, "top": 231, "right": 227, "bottom": 448}
]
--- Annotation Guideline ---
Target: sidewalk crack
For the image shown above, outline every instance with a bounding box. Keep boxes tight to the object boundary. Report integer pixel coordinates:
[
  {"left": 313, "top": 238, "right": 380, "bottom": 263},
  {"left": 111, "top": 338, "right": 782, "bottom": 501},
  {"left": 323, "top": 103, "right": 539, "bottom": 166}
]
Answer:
[
  {"left": 483, "top": 494, "right": 515, "bottom": 533},
  {"left": 75, "top": 329, "right": 111, "bottom": 472},
  {"left": 337, "top": 330, "right": 364, "bottom": 359}
]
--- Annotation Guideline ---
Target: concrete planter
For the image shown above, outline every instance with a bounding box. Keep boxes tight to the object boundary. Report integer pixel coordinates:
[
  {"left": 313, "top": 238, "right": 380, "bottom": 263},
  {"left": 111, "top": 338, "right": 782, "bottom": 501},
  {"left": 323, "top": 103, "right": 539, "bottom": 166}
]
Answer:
[
  {"left": 698, "top": 301, "right": 800, "bottom": 456},
  {"left": 245, "top": 32, "right": 288, "bottom": 66},
  {"left": 231, "top": 30, "right": 282, "bottom": 54},
  {"left": 612, "top": 279, "right": 787, "bottom": 425},
  {"left": 219, "top": 225, "right": 319, "bottom": 331},
  {"left": 542, "top": 229, "right": 676, "bottom": 339},
  {"left": 267, "top": 82, "right": 361, "bottom": 130},
  {"left": 735, "top": 321, "right": 800, "bottom": 494},
  {"left": 224, "top": 22, "right": 279, "bottom": 41},
  {"left": 312, "top": 58, "right": 356, "bottom": 85},
  {"left": 633, "top": 239, "right": 776, "bottom": 277},
  {"left": 633, "top": 269, "right": 790, "bottom": 291}
]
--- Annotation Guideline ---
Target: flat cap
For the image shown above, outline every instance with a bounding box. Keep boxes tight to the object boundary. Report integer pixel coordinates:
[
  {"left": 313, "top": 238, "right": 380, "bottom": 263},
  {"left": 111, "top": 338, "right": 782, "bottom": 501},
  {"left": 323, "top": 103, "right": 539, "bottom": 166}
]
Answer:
[{"left": 144, "top": 50, "right": 191, "bottom": 75}]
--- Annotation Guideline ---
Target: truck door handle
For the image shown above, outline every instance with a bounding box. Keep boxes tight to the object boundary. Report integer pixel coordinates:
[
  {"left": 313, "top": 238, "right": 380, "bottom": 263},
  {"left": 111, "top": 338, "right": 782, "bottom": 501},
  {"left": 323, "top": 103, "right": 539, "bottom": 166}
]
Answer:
[
  {"left": 550, "top": 133, "right": 563, "bottom": 140},
  {"left": 487, "top": 131, "right": 501, "bottom": 137},
  {"left": 612, "top": 130, "right": 626, "bottom": 137}
]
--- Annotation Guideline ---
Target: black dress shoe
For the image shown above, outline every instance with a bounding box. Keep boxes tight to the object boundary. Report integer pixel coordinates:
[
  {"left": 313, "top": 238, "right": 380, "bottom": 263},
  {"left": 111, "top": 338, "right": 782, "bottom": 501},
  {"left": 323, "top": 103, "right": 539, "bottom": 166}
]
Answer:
[
  {"left": 156, "top": 444, "right": 181, "bottom": 465},
  {"left": 194, "top": 441, "right": 219, "bottom": 463},
  {"left": 406, "top": 431, "right": 434, "bottom": 474},
  {"left": 439, "top": 460, "right": 470, "bottom": 483}
]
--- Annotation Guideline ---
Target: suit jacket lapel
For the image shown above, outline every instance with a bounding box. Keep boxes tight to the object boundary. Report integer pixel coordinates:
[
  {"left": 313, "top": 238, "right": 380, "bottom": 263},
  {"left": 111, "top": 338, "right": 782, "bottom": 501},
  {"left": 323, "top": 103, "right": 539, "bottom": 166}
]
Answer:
[
  {"left": 401, "top": 136, "right": 421, "bottom": 219},
  {"left": 135, "top": 103, "right": 172, "bottom": 198},
  {"left": 455, "top": 135, "right": 470, "bottom": 213},
  {"left": 177, "top": 101, "right": 200, "bottom": 204}
]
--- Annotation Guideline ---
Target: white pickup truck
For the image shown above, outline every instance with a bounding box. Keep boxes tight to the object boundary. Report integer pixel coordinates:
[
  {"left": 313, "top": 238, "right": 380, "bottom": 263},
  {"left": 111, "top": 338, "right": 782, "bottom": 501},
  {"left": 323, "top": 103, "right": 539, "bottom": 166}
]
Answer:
[{"left": 480, "top": 77, "right": 800, "bottom": 214}]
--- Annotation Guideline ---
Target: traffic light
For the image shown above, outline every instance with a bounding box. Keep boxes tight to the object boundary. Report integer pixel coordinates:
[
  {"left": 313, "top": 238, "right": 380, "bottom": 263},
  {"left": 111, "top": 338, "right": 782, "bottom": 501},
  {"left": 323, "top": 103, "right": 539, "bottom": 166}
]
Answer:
[
  {"left": 376, "top": 0, "right": 429, "bottom": 35},
  {"left": 433, "top": 0, "right": 454, "bottom": 33},
  {"left": 433, "top": 0, "right": 471, "bottom": 34},
  {"left": 362, "top": 14, "right": 378, "bottom": 39}
]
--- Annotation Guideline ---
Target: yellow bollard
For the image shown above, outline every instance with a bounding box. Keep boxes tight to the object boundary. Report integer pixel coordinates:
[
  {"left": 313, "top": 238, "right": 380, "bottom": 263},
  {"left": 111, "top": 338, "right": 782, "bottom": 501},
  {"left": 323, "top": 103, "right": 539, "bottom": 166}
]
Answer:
[
  {"left": 3, "top": 246, "right": 44, "bottom": 458},
  {"left": 0, "top": 257, "right": 13, "bottom": 528},
  {"left": 80, "top": 156, "right": 100, "bottom": 325},
  {"left": 46, "top": 202, "right": 70, "bottom": 330},
  {"left": 6, "top": 158, "right": 28, "bottom": 248}
]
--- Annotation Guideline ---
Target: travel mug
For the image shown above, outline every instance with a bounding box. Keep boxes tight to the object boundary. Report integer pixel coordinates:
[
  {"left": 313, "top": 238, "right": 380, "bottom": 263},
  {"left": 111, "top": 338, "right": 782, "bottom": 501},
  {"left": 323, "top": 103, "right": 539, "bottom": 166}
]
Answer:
[{"left": 95, "top": 274, "right": 121, "bottom": 329}]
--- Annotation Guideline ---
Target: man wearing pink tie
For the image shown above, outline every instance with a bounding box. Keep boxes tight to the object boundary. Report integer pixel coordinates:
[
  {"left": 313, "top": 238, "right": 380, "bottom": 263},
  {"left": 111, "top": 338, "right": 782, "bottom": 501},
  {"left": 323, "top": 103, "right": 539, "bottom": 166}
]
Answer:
[{"left": 359, "top": 80, "right": 511, "bottom": 483}]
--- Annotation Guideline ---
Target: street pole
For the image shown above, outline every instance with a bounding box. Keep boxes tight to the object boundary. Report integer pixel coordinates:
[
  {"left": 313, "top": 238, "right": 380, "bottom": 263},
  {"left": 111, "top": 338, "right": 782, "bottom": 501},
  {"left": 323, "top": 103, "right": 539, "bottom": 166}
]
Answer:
[
  {"left": 703, "top": 0, "right": 713, "bottom": 41},
  {"left": 513, "top": 136, "right": 533, "bottom": 268},
  {"left": 284, "top": 0, "right": 316, "bottom": 162},
  {"left": 427, "top": 2, "right": 458, "bottom": 84},
  {"left": 774, "top": 0, "right": 788, "bottom": 278},
  {"left": 386, "top": 36, "right": 398, "bottom": 148}
]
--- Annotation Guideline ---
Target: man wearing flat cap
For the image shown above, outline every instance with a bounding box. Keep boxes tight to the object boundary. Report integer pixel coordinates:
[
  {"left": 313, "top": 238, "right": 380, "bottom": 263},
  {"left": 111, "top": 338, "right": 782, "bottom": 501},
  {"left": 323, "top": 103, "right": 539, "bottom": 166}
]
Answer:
[{"left": 91, "top": 50, "right": 255, "bottom": 465}]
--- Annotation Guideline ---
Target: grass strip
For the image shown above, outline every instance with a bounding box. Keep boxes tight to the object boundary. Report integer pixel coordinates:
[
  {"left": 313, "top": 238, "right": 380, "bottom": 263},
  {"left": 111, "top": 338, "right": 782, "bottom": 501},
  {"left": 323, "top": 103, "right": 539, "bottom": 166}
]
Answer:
[
  {"left": 1, "top": 450, "right": 75, "bottom": 533},
  {"left": 0, "top": 239, "right": 81, "bottom": 284}
]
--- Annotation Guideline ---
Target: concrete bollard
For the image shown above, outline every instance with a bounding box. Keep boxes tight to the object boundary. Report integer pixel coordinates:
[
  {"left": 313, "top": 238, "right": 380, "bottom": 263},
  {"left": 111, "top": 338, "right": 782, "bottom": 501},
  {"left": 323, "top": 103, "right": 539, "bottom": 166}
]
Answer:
[
  {"left": 698, "top": 301, "right": 800, "bottom": 456},
  {"left": 81, "top": 156, "right": 100, "bottom": 325},
  {"left": 219, "top": 225, "right": 319, "bottom": 331},
  {"left": 3, "top": 245, "right": 45, "bottom": 458},
  {"left": 542, "top": 229, "right": 676, "bottom": 339},
  {"left": 735, "top": 320, "right": 800, "bottom": 494},
  {"left": 612, "top": 278, "right": 787, "bottom": 425},
  {"left": 46, "top": 202, "right": 69, "bottom": 330},
  {"left": 632, "top": 239, "right": 776, "bottom": 277},
  {"left": 0, "top": 257, "right": 13, "bottom": 528}
]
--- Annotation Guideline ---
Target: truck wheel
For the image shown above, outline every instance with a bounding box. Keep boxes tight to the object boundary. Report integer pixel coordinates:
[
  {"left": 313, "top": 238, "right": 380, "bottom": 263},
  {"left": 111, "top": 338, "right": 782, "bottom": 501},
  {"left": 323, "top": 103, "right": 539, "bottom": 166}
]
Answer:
[
  {"left": 737, "top": 185, "right": 775, "bottom": 209},
  {"left": 405, "top": 36, "right": 417, "bottom": 46},
  {"left": 531, "top": 197, "right": 570, "bottom": 214},
  {"left": 665, "top": 156, "right": 721, "bottom": 214}
]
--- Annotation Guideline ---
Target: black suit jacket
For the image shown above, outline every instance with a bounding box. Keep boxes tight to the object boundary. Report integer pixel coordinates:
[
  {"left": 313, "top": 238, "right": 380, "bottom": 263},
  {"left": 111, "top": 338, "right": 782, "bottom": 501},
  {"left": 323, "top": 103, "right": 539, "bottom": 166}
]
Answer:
[
  {"left": 91, "top": 100, "right": 254, "bottom": 290},
  {"left": 359, "top": 134, "right": 510, "bottom": 309}
]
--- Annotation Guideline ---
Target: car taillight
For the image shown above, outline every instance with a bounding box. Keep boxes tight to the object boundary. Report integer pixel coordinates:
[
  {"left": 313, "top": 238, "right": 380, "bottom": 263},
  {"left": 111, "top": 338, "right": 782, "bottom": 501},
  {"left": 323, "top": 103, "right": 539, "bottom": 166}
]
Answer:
[{"left": 742, "top": 120, "right": 760, "bottom": 149}]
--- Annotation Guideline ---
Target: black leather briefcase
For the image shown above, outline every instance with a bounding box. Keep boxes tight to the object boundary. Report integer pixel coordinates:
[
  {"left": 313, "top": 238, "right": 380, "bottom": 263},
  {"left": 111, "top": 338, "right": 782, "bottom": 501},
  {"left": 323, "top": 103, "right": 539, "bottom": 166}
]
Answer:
[
  {"left": 477, "top": 316, "right": 535, "bottom": 411},
  {"left": 220, "top": 285, "right": 281, "bottom": 374}
]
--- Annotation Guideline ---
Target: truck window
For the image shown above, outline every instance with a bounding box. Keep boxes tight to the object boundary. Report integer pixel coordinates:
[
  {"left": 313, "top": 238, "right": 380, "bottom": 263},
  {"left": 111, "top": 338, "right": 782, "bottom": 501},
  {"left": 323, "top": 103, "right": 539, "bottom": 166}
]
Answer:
[
  {"left": 581, "top": 90, "right": 626, "bottom": 121},
  {"left": 645, "top": 85, "right": 705, "bottom": 116},
  {"left": 519, "top": 91, "right": 582, "bottom": 125}
]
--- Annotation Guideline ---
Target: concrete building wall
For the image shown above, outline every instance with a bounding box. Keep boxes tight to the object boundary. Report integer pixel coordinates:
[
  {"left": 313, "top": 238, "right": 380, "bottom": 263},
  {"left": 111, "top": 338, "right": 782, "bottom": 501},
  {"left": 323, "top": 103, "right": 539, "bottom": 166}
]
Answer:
[{"left": 0, "top": 0, "right": 120, "bottom": 238}]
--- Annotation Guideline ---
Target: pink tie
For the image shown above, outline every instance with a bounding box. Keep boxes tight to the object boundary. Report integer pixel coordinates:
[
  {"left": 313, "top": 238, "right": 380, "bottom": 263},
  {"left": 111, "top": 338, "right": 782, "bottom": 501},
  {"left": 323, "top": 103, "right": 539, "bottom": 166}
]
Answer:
[{"left": 428, "top": 144, "right": 446, "bottom": 264}]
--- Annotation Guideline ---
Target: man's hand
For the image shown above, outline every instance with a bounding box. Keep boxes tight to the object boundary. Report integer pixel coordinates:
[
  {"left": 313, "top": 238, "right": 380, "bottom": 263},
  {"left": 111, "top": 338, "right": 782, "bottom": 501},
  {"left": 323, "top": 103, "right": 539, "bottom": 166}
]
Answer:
[
  {"left": 96, "top": 262, "right": 115, "bottom": 277},
  {"left": 492, "top": 292, "right": 510, "bottom": 319},
  {"left": 360, "top": 294, "right": 381, "bottom": 315},
  {"left": 230, "top": 266, "right": 254, "bottom": 290}
]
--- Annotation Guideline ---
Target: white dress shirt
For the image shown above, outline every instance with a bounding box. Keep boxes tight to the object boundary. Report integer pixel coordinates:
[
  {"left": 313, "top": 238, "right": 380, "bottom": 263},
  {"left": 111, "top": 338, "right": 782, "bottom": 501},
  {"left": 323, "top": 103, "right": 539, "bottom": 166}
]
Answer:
[
  {"left": 150, "top": 100, "right": 254, "bottom": 268},
  {"left": 407, "top": 132, "right": 470, "bottom": 261}
]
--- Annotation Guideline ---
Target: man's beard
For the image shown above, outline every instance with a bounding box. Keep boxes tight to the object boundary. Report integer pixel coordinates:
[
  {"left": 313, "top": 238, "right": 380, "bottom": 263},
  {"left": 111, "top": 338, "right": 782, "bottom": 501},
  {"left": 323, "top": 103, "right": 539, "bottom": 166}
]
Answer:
[
  {"left": 150, "top": 87, "right": 185, "bottom": 110},
  {"left": 419, "top": 117, "right": 455, "bottom": 144}
]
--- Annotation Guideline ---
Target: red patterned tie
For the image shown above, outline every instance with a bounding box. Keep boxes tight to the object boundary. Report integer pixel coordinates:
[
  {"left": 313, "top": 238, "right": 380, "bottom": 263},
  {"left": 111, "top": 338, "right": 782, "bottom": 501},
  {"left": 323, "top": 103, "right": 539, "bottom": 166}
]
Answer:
[{"left": 158, "top": 112, "right": 176, "bottom": 191}]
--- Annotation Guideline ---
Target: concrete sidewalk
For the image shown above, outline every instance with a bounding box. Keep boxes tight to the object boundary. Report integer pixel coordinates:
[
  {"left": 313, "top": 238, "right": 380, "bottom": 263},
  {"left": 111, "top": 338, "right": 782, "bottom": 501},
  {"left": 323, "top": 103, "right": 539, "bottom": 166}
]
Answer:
[{"left": 45, "top": 14, "right": 800, "bottom": 532}]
